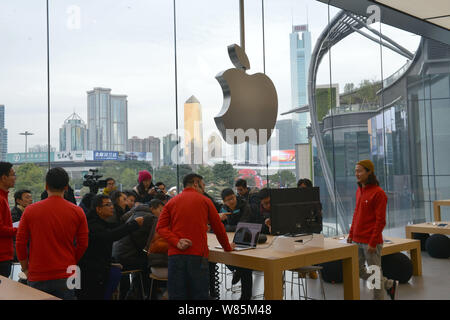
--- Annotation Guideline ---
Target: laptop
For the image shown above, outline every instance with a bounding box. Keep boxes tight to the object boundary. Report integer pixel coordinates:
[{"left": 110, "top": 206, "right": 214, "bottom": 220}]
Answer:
[{"left": 216, "top": 222, "right": 263, "bottom": 251}]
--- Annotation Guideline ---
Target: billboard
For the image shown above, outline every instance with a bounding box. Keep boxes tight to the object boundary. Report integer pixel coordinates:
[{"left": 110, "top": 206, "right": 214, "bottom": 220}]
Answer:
[
  {"left": 119, "top": 152, "right": 152, "bottom": 162},
  {"left": 93, "top": 151, "right": 119, "bottom": 161},
  {"left": 55, "top": 151, "right": 90, "bottom": 162},
  {"left": 7, "top": 152, "right": 55, "bottom": 164},
  {"left": 271, "top": 149, "right": 295, "bottom": 167},
  {"left": 93, "top": 150, "right": 152, "bottom": 162}
]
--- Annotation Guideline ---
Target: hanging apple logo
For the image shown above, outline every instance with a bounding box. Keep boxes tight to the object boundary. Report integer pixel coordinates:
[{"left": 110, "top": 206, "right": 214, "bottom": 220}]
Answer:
[{"left": 214, "top": 44, "right": 278, "bottom": 145}]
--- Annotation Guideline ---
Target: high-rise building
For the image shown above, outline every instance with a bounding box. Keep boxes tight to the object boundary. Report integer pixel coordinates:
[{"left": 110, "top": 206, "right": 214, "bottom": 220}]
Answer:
[
  {"left": 275, "top": 119, "right": 295, "bottom": 150},
  {"left": 184, "top": 95, "right": 203, "bottom": 165},
  {"left": 207, "top": 132, "right": 223, "bottom": 161},
  {"left": 87, "top": 87, "right": 128, "bottom": 152},
  {"left": 163, "top": 133, "right": 178, "bottom": 166},
  {"left": 0, "top": 105, "right": 7, "bottom": 161},
  {"left": 59, "top": 112, "right": 88, "bottom": 152},
  {"left": 127, "top": 136, "right": 161, "bottom": 168},
  {"left": 290, "top": 24, "right": 312, "bottom": 145},
  {"left": 143, "top": 136, "right": 161, "bottom": 168}
]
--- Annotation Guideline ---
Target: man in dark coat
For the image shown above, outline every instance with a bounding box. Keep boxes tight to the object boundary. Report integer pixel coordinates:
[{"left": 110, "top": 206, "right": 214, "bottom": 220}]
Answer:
[{"left": 76, "top": 194, "right": 143, "bottom": 300}]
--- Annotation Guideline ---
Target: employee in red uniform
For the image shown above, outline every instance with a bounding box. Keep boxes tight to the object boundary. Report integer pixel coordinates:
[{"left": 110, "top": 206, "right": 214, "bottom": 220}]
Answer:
[
  {"left": 0, "top": 162, "right": 17, "bottom": 278},
  {"left": 347, "top": 159, "right": 398, "bottom": 300},
  {"left": 156, "top": 173, "right": 234, "bottom": 300},
  {"left": 16, "top": 167, "right": 89, "bottom": 299}
]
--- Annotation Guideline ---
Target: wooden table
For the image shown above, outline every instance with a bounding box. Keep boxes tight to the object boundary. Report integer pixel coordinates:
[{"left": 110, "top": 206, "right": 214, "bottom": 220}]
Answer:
[
  {"left": 330, "top": 236, "right": 422, "bottom": 276},
  {"left": 406, "top": 222, "right": 450, "bottom": 240},
  {"left": 0, "top": 276, "right": 60, "bottom": 300},
  {"left": 433, "top": 200, "right": 450, "bottom": 221},
  {"left": 208, "top": 233, "right": 360, "bottom": 300}
]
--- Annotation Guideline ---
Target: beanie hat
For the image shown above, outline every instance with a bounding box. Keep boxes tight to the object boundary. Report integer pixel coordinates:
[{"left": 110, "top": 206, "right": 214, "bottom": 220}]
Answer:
[
  {"left": 138, "top": 170, "right": 152, "bottom": 184},
  {"left": 357, "top": 159, "right": 374, "bottom": 173}
]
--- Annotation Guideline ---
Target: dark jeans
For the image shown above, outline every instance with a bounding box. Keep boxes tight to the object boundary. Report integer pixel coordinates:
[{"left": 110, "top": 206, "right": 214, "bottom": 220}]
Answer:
[
  {"left": 227, "top": 266, "right": 253, "bottom": 300},
  {"left": 28, "top": 278, "right": 76, "bottom": 300},
  {"left": 0, "top": 260, "right": 12, "bottom": 278},
  {"left": 168, "top": 255, "right": 209, "bottom": 300}
]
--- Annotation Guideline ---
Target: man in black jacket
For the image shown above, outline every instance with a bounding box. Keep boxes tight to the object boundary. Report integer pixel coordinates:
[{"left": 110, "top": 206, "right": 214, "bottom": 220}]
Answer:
[
  {"left": 11, "top": 189, "right": 33, "bottom": 223},
  {"left": 77, "top": 194, "right": 144, "bottom": 300}
]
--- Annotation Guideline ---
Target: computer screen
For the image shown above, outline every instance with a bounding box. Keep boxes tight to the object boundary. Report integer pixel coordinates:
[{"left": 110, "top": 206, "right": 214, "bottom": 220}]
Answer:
[{"left": 270, "top": 187, "right": 322, "bottom": 236}]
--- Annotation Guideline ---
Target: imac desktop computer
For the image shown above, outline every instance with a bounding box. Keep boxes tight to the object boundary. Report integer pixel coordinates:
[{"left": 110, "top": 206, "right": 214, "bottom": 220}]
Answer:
[{"left": 269, "top": 187, "right": 323, "bottom": 236}]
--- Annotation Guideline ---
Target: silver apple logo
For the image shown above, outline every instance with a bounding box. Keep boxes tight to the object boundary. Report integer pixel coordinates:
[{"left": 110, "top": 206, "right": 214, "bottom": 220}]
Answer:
[{"left": 214, "top": 44, "right": 278, "bottom": 145}]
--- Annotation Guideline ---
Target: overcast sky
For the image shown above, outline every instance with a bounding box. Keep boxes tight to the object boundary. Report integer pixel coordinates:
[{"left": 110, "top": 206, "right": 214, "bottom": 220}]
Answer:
[{"left": 0, "top": 0, "right": 421, "bottom": 154}]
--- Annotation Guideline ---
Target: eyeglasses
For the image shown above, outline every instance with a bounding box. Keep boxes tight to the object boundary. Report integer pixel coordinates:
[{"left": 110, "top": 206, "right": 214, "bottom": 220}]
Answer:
[{"left": 102, "top": 203, "right": 113, "bottom": 207}]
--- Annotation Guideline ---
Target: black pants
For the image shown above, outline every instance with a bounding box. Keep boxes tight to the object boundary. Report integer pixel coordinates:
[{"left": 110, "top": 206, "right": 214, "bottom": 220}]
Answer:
[
  {"left": 76, "top": 268, "right": 108, "bottom": 300},
  {"left": 227, "top": 265, "right": 253, "bottom": 300},
  {"left": 0, "top": 260, "right": 12, "bottom": 278}
]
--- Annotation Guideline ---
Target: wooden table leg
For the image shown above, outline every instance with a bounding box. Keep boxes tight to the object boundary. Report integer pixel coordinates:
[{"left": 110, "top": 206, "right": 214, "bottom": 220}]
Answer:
[
  {"left": 434, "top": 202, "right": 441, "bottom": 222},
  {"left": 405, "top": 226, "right": 412, "bottom": 239},
  {"left": 342, "top": 246, "right": 360, "bottom": 300},
  {"left": 263, "top": 263, "right": 283, "bottom": 300},
  {"left": 410, "top": 246, "right": 422, "bottom": 276}
]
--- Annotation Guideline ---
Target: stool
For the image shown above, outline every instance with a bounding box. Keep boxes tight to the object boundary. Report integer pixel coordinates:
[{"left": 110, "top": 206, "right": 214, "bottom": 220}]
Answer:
[
  {"left": 118, "top": 269, "right": 145, "bottom": 300},
  {"left": 290, "top": 265, "right": 326, "bottom": 300},
  {"left": 149, "top": 273, "right": 168, "bottom": 300}
]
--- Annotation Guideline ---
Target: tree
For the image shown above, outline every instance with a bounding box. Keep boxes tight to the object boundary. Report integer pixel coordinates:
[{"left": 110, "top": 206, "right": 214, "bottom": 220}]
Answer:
[
  {"left": 13, "top": 163, "right": 46, "bottom": 203},
  {"left": 268, "top": 170, "right": 297, "bottom": 188},
  {"left": 212, "top": 162, "right": 238, "bottom": 187},
  {"left": 197, "top": 165, "right": 214, "bottom": 185}
]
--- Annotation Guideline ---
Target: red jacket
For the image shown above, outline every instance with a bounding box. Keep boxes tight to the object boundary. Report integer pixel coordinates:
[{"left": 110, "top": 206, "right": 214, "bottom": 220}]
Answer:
[
  {"left": 349, "top": 184, "right": 387, "bottom": 248},
  {"left": 156, "top": 188, "right": 232, "bottom": 257},
  {"left": 16, "top": 196, "right": 89, "bottom": 282},
  {"left": 0, "top": 189, "right": 17, "bottom": 262}
]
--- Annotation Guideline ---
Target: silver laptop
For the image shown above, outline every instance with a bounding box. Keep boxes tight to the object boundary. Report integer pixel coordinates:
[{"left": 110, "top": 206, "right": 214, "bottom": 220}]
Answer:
[{"left": 216, "top": 222, "right": 262, "bottom": 251}]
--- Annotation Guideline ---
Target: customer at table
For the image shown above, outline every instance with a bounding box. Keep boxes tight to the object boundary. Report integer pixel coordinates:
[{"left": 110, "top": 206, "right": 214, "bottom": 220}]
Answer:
[
  {"left": 16, "top": 167, "right": 89, "bottom": 300},
  {"left": 250, "top": 188, "right": 272, "bottom": 235},
  {"left": 156, "top": 173, "right": 234, "bottom": 300},
  {"left": 347, "top": 159, "right": 398, "bottom": 300},
  {"left": 219, "top": 188, "right": 253, "bottom": 300}
]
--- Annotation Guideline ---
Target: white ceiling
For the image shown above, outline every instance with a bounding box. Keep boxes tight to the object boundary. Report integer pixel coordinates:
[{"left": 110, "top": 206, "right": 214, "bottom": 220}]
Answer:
[{"left": 375, "top": 0, "right": 450, "bottom": 30}]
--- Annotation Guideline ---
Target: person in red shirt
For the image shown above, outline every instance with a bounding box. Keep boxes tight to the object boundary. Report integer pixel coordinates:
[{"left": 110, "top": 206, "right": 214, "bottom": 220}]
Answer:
[
  {"left": 347, "top": 159, "right": 398, "bottom": 300},
  {"left": 0, "top": 162, "right": 18, "bottom": 278},
  {"left": 16, "top": 167, "right": 89, "bottom": 300},
  {"left": 156, "top": 173, "right": 235, "bottom": 300}
]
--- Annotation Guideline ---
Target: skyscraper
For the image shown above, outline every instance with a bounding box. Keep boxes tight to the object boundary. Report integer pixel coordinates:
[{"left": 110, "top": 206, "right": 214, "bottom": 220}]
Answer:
[
  {"left": 0, "top": 105, "right": 7, "bottom": 161},
  {"left": 59, "top": 112, "right": 88, "bottom": 152},
  {"left": 127, "top": 136, "right": 161, "bottom": 168},
  {"left": 207, "top": 132, "right": 223, "bottom": 162},
  {"left": 87, "top": 87, "right": 128, "bottom": 152},
  {"left": 163, "top": 133, "right": 178, "bottom": 166},
  {"left": 290, "top": 24, "right": 312, "bottom": 145},
  {"left": 184, "top": 95, "right": 203, "bottom": 165}
]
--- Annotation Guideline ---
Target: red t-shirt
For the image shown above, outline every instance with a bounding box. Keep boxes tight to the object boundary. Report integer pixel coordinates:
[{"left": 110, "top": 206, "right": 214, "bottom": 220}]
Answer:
[
  {"left": 16, "top": 196, "right": 89, "bottom": 282},
  {"left": 156, "top": 188, "right": 232, "bottom": 257},
  {"left": 349, "top": 184, "right": 387, "bottom": 248},
  {"left": 0, "top": 189, "right": 17, "bottom": 262}
]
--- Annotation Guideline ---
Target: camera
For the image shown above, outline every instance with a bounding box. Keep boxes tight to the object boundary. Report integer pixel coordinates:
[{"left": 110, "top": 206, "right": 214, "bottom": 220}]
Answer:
[{"left": 83, "top": 169, "right": 107, "bottom": 194}]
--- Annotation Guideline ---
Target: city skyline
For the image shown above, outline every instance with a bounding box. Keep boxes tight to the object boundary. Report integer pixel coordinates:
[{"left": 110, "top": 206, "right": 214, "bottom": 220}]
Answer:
[{"left": 0, "top": 0, "right": 421, "bottom": 154}]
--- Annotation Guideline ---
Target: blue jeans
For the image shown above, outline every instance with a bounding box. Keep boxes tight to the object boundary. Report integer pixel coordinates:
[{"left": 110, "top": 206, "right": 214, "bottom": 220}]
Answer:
[
  {"left": 28, "top": 278, "right": 76, "bottom": 300},
  {"left": 168, "top": 255, "right": 209, "bottom": 300}
]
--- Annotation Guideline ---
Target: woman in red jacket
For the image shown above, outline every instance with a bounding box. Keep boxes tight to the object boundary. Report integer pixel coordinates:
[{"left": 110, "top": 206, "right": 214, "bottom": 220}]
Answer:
[{"left": 347, "top": 159, "right": 398, "bottom": 300}]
